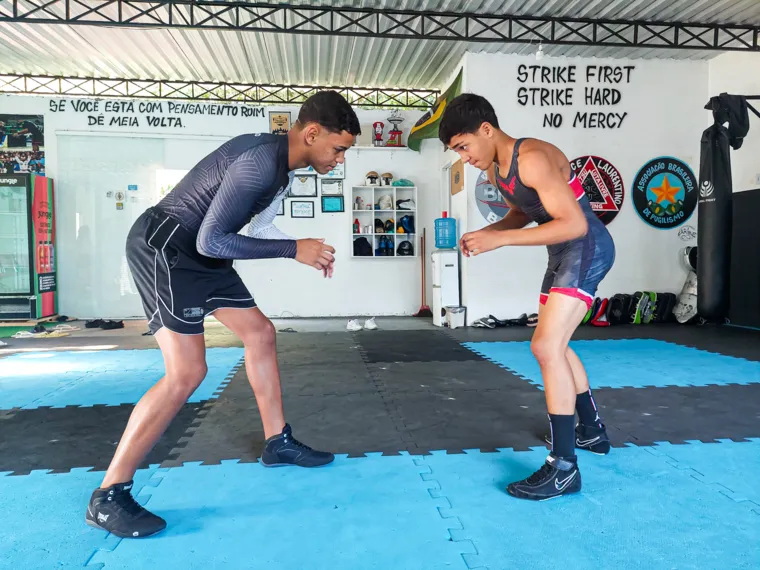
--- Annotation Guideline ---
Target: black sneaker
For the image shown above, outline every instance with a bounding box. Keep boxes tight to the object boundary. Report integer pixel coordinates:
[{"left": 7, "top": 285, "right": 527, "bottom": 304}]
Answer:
[
  {"left": 260, "top": 424, "right": 334, "bottom": 468},
  {"left": 506, "top": 453, "right": 581, "bottom": 501},
  {"left": 544, "top": 422, "right": 611, "bottom": 455},
  {"left": 85, "top": 481, "right": 166, "bottom": 539}
]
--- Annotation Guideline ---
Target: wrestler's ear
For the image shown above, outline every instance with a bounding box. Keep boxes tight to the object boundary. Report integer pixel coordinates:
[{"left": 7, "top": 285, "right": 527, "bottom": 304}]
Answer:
[
  {"left": 302, "top": 122, "right": 321, "bottom": 146},
  {"left": 480, "top": 122, "right": 495, "bottom": 138}
]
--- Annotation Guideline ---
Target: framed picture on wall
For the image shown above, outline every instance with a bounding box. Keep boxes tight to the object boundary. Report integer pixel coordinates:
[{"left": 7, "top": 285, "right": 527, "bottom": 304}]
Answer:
[
  {"left": 287, "top": 175, "right": 317, "bottom": 197},
  {"left": 0, "top": 114, "right": 46, "bottom": 175},
  {"left": 317, "top": 162, "right": 345, "bottom": 180},
  {"left": 320, "top": 179, "right": 343, "bottom": 196},
  {"left": 277, "top": 199, "right": 284, "bottom": 216},
  {"left": 294, "top": 165, "right": 316, "bottom": 176},
  {"left": 450, "top": 159, "right": 464, "bottom": 196},
  {"left": 269, "top": 111, "right": 290, "bottom": 135},
  {"left": 321, "top": 195, "right": 344, "bottom": 213},
  {"left": 291, "top": 200, "right": 314, "bottom": 218}
]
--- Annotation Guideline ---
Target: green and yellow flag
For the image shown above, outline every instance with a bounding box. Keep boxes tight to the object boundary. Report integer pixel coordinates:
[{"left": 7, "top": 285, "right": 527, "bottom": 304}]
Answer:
[{"left": 407, "top": 68, "right": 463, "bottom": 152}]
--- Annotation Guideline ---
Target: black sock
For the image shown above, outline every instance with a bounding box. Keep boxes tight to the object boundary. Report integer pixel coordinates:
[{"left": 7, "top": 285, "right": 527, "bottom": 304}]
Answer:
[
  {"left": 576, "top": 390, "right": 602, "bottom": 427},
  {"left": 548, "top": 413, "right": 576, "bottom": 459}
]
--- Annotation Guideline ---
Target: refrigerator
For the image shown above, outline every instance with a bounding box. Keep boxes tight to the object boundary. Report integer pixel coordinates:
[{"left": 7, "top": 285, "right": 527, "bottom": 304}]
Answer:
[
  {"left": 0, "top": 173, "right": 58, "bottom": 320},
  {"left": 431, "top": 249, "right": 460, "bottom": 327}
]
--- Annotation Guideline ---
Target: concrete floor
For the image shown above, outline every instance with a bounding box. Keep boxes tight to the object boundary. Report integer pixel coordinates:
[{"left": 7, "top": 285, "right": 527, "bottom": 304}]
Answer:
[{"left": 0, "top": 316, "right": 439, "bottom": 354}]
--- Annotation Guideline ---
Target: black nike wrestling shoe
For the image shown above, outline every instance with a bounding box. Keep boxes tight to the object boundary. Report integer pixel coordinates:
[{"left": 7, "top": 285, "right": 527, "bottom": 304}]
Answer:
[
  {"left": 545, "top": 422, "right": 611, "bottom": 455},
  {"left": 85, "top": 481, "right": 166, "bottom": 538},
  {"left": 260, "top": 424, "right": 335, "bottom": 468},
  {"left": 507, "top": 453, "right": 581, "bottom": 501}
]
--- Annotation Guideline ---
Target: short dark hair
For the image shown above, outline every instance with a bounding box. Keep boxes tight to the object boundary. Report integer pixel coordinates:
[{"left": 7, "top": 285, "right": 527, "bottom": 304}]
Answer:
[
  {"left": 438, "top": 93, "right": 499, "bottom": 146},
  {"left": 298, "top": 91, "right": 361, "bottom": 136}
]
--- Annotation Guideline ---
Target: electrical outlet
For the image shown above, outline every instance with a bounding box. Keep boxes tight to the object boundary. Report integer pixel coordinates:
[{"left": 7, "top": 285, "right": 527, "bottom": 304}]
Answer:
[{"left": 755, "top": 173, "right": 760, "bottom": 185}]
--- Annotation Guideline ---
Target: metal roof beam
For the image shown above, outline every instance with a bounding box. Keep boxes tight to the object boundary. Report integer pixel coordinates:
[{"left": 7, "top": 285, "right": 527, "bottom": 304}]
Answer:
[
  {"left": 0, "top": 1, "right": 757, "bottom": 52},
  {"left": 0, "top": 73, "right": 439, "bottom": 107}
]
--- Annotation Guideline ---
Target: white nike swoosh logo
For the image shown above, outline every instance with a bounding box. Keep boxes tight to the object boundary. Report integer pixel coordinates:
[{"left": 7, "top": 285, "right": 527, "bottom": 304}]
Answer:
[
  {"left": 577, "top": 436, "right": 601, "bottom": 446},
  {"left": 555, "top": 471, "right": 577, "bottom": 491}
]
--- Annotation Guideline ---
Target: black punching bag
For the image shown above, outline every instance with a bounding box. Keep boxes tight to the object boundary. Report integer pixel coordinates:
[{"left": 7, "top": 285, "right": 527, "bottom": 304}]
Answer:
[{"left": 697, "top": 123, "right": 732, "bottom": 321}]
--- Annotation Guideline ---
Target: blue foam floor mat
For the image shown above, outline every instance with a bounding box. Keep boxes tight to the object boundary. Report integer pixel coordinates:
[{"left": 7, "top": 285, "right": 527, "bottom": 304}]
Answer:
[
  {"left": 463, "top": 339, "right": 760, "bottom": 389},
  {"left": 3, "top": 443, "right": 757, "bottom": 569},
  {"left": 644, "top": 439, "right": 760, "bottom": 506},
  {"left": 418, "top": 443, "right": 760, "bottom": 570},
  {"left": 0, "top": 348, "right": 244, "bottom": 409},
  {"left": 85, "top": 456, "right": 463, "bottom": 570},
  {"left": 0, "top": 467, "right": 159, "bottom": 570}
]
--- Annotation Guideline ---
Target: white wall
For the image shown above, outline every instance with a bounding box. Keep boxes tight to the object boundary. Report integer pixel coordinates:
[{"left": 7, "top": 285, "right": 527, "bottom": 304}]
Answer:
[
  {"left": 0, "top": 94, "right": 439, "bottom": 319},
  {"left": 459, "top": 52, "right": 708, "bottom": 322},
  {"left": 708, "top": 52, "right": 760, "bottom": 193},
  {"left": 236, "top": 132, "right": 440, "bottom": 318}
]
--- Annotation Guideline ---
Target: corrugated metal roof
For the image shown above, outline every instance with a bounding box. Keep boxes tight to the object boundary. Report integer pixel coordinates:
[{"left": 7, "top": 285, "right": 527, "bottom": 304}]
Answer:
[{"left": 0, "top": 0, "right": 758, "bottom": 90}]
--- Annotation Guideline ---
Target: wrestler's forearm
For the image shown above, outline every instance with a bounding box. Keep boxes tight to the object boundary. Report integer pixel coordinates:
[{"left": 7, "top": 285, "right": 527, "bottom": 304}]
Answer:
[
  {"left": 486, "top": 209, "right": 531, "bottom": 231},
  {"left": 499, "top": 217, "right": 588, "bottom": 246}
]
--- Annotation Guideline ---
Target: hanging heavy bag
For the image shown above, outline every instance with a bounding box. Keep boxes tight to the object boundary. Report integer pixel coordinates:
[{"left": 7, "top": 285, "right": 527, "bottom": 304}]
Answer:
[{"left": 697, "top": 94, "right": 748, "bottom": 322}]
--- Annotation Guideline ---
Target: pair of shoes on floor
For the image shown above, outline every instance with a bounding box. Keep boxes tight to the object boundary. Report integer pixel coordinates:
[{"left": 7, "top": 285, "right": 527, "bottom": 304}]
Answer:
[
  {"left": 12, "top": 324, "right": 74, "bottom": 339},
  {"left": 507, "top": 423, "right": 610, "bottom": 501},
  {"left": 86, "top": 424, "right": 333, "bottom": 539},
  {"left": 347, "top": 317, "right": 377, "bottom": 331},
  {"left": 85, "top": 319, "right": 124, "bottom": 330},
  {"left": 472, "top": 314, "right": 518, "bottom": 328},
  {"left": 472, "top": 313, "right": 538, "bottom": 328}
]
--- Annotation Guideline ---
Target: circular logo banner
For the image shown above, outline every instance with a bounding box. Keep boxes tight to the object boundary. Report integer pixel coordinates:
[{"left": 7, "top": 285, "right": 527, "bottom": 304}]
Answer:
[
  {"left": 632, "top": 156, "right": 697, "bottom": 229},
  {"left": 569, "top": 155, "right": 625, "bottom": 225},
  {"left": 475, "top": 170, "right": 510, "bottom": 223}
]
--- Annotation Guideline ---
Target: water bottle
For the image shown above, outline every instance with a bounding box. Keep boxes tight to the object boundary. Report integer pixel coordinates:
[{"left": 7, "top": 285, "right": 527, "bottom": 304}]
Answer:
[{"left": 434, "top": 211, "right": 457, "bottom": 249}]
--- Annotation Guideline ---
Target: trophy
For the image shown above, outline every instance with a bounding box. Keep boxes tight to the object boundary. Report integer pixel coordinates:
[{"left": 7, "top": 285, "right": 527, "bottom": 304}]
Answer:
[
  {"left": 386, "top": 110, "right": 404, "bottom": 147},
  {"left": 372, "top": 121, "right": 385, "bottom": 146}
]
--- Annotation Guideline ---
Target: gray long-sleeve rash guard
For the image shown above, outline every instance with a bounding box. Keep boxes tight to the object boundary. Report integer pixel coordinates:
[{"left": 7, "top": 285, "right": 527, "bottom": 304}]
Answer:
[{"left": 155, "top": 133, "right": 297, "bottom": 260}]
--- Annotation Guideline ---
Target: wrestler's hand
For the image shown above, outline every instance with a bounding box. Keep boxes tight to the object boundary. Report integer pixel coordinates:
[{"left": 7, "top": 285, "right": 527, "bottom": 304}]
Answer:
[
  {"left": 322, "top": 259, "right": 335, "bottom": 279},
  {"left": 459, "top": 234, "right": 471, "bottom": 257},
  {"left": 460, "top": 229, "right": 505, "bottom": 257},
  {"left": 296, "top": 238, "right": 335, "bottom": 272}
]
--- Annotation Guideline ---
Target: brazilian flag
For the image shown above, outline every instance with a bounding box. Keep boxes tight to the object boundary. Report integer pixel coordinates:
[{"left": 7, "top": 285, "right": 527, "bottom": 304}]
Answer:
[{"left": 407, "top": 68, "right": 463, "bottom": 152}]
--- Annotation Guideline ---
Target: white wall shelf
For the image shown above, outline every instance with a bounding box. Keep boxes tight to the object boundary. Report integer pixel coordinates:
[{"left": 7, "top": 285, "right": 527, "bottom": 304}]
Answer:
[
  {"left": 351, "top": 185, "right": 417, "bottom": 258},
  {"left": 354, "top": 146, "right": 410, "bottom": 151}
]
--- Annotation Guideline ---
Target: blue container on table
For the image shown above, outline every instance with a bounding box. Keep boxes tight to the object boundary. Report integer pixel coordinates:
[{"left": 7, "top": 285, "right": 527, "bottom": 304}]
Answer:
[{"left": 434, "top": 211, "right": 457, "bottom": 249}]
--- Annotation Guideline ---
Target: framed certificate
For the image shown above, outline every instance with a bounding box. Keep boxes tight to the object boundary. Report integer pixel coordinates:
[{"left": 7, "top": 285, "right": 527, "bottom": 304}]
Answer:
[
  {"left": 318, "top": 162, "right": 345, "bottom": 180},
  {"left": 321, "top": 195, "right": 344, "bottom": 213},
  {"left": 269, "top": 111, "right": 291, "bottom": 135},
  {"left": 291, "top": 200, "right": 315, "bottom": 218},
  {"left": 320, "top": 179, "right": 343, "bottom": 196},
  {"left": 287, "top": 175, "right": 317, "bottom": 197}
]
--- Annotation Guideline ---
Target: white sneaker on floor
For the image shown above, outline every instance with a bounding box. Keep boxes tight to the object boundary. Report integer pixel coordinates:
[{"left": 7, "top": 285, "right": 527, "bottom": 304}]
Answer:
[
  {"left": 346, "top": 319, "right": 363, "bottom": 332},
  {"left": 364, "top": 317, "right": 378, "bottom": 330}
]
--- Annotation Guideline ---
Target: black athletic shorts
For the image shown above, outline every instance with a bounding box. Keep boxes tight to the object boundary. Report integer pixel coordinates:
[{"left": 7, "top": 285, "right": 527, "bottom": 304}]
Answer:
[{"left": 126, "top": 207, "right": 257, "bottom": 335}]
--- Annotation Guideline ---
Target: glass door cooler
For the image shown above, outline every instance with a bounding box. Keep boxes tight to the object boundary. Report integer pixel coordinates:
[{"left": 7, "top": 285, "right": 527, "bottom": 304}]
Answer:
[{"left": 0, "top": 173, "right": 57, "bottom": 320}]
